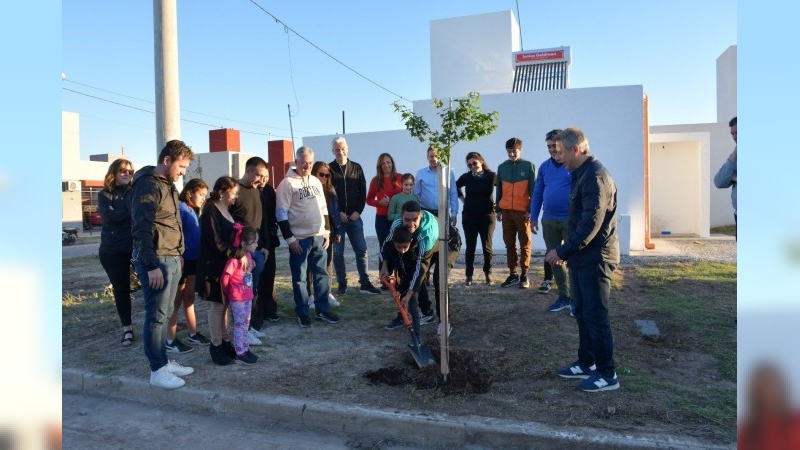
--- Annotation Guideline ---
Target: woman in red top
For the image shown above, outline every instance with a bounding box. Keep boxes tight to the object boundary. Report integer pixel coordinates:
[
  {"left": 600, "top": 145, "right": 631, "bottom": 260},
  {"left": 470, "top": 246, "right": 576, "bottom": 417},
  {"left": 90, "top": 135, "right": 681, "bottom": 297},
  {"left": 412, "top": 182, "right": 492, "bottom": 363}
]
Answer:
[{"left": 367, "top": 153, "right": 403, "bottom": 250}]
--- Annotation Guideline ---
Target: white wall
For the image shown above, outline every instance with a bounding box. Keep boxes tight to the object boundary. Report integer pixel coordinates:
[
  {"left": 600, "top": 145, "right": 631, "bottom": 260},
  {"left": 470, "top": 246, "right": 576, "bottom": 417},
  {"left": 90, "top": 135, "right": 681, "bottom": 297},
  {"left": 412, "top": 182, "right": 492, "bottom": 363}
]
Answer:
[
  {"left": 649, "top": 134, "right": 710, "bottom": 237},
  {"left": 716, "top": 46, "right": 737, "bottom": 125},
  {"left": 651, "top": 123, "right": 735, "bottom": 228},
  {"left": 304, "top": 84, "right": 646, "bottom": 254},
  {"left": 430, "top": 11, "right": 520, "bottom": 99}
]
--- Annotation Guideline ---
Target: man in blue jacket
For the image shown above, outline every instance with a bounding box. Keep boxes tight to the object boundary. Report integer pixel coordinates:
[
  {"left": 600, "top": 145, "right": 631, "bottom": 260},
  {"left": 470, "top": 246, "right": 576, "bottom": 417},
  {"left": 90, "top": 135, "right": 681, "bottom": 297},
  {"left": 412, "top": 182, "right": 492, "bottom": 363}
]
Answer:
[
  {"left": 530, "top": 129, "right": 572, "bottom": 312},
  {"left": 714, "top": 116, "right": 737, "bottom": 239},
  {"left": 546, "top": 127, "right": 620, "bottom": 392}
]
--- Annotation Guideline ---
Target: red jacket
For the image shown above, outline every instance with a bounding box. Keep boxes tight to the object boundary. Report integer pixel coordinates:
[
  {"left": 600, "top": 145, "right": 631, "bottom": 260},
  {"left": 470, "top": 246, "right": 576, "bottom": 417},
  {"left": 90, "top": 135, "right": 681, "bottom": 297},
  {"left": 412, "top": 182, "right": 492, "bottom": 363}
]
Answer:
[{"left": 367, "top": 174, "right": 403, "bottom": 217}]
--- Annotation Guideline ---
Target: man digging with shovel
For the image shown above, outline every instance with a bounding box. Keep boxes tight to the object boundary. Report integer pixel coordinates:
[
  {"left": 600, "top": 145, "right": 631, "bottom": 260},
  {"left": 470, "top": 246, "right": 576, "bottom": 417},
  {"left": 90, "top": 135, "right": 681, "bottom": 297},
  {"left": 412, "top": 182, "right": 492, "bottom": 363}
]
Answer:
[{"left": 379, "top": 208, "right": 437, "bottom": 368}]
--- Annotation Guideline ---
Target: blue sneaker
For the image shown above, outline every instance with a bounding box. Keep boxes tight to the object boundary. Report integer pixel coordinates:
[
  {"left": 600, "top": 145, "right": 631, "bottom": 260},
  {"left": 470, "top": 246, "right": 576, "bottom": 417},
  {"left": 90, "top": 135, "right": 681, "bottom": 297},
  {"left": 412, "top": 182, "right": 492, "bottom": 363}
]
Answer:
[
  {"left": 557, "top": 362, "right": 597, "bottom": 379},
  {"left": 548, "top": 295, "right": 571, "bottom": 312},
  {"left": 578, "top": 372, "right": 620, "bottom": 392}
]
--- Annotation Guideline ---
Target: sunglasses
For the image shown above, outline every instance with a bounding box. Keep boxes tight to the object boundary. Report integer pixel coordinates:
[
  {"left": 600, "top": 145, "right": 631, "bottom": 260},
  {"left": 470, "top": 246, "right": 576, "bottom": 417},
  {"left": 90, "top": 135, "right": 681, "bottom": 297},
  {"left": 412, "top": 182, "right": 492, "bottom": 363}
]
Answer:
[
  {"left": 467, "top": 161, "right": 479, "bottom": 168},
  {"left": 317, "top": 172, "right": 331, "bottom": 178},
  {"left": 118, "top": 169, "right": 133, "bottom": 175}
]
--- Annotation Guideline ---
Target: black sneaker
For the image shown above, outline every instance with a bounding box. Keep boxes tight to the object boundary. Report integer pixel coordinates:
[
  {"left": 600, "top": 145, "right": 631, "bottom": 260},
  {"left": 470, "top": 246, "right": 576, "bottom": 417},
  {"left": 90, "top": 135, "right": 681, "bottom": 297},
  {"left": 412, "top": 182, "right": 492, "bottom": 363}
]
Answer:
[
  {"left": 298, "top": 316, "right": 312, "bottom": 328},
  {"left": 384, "top": 317, "right": 404, "bottom": 330},
  {"left": 234, "top": 350, "right": 259, "bottom": 365},
  {"left": 538, "top": 279, "right": 553, "bottom": 294},
  {"left": 266, "top": 315, "right": 281, "bottom": 323},
  {"left": 316, "top": 311, "right": 341, "bottom": 324},
  {"left": 359, "top": 282, "right": 381, "bottom": 295},
  {"left": 485, "top": 273, "right": 492, "bottom": 285},
  {"left": 336, "top": 282, "right": 348, "bottom": 296},
  {"left": 420, "top": 311, "right": 437, "bottom": 325},
  {"left": 186, "top": 332, "right": 211, "bottom": 346},
  {"left": 501, "top": 273, "right": 520, "bottom": 288},
  {"left": 165, "top": 338, "right": 194, "bottom": 354},
  {"left": 209, "top": 343, "right": 231, "bottom": 366},
  {"left": 518, "top": 274, "right": 530, "bottom": 289},
  {"left": 222, "top": 340, "right": 237, "bottom": 359},
  {"left": 465, "top": 276, "right": 473, "bottom": 286}
]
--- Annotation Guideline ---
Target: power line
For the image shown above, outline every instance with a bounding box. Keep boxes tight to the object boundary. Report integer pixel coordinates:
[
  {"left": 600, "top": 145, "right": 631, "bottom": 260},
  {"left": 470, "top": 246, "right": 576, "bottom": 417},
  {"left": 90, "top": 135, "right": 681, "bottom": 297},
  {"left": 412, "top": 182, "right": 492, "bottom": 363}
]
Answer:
[
  {"left": 62, "top": 87, "right": 302, "bottom": 139},
  {"left": 247, "top": 0, "right": 412, "bottom": 104},
  {"left": 62, "top": 79, "right": 324, "bottom": 135}
]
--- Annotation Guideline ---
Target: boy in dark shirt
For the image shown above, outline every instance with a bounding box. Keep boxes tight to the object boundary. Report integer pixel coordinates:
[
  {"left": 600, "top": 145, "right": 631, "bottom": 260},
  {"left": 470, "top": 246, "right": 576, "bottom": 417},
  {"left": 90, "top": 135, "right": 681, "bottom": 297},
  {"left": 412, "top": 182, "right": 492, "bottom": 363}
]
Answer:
[{"left": 380, "top": 227, "right": 432, "bottom": 341}]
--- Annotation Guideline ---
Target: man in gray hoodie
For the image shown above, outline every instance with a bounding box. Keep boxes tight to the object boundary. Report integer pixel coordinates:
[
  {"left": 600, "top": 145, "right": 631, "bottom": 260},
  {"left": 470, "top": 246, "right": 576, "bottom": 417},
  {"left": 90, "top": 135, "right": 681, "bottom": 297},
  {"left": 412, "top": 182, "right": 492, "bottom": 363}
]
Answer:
[
  {"left": 131, "top": 139, "right": 196, "bottom": 389},
  {"left": 276, "top": 146, "right": 340, "bottom": 328}
]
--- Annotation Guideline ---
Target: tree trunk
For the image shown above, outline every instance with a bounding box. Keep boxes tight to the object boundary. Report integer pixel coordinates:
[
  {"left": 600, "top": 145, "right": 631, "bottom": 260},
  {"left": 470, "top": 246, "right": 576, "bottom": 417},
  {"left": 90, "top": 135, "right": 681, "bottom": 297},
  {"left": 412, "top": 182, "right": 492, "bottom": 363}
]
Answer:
[{"left": 437, "top": 164, "right": 450, "bottom": 379}]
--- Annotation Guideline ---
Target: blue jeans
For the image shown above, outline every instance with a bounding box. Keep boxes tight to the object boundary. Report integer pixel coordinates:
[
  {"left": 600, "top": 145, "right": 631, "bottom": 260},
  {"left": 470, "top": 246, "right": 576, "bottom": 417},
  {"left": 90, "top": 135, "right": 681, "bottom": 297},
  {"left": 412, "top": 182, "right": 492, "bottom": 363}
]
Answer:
[
  {"left": 250, "top": 249, "right": 265, "bottom": 298},
  {"left": 375, "top": 215, "right": 391, "bottom": 250},
  {"left": 571, "top": 261, "right": 617, "bottom": 378},
  {"left": 289, "top": 236, "right": 331, "bottom": 317},
  {"left": 132, "top": 254, "right": 182, "bottom": 372},
  {"left": 333, "top": 217, "right": 369, "bottom": 285}
]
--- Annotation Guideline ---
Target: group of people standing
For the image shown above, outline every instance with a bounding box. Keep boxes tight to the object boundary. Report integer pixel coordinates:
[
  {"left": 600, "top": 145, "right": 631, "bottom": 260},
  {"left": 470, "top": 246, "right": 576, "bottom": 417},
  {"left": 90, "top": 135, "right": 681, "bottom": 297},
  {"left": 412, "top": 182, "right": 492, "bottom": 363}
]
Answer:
[{"left": 98, "top": 125, "right": 622, "bottom": 393}]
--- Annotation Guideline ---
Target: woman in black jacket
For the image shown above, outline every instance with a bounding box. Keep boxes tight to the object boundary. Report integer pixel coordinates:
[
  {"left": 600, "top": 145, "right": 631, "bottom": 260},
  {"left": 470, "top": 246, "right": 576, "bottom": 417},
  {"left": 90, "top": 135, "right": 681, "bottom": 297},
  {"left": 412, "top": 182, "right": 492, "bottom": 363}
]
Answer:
[
  {"left": 196, "top": 176, "right": 241, "bottom": 365},
  {"left": 98, "top": 158, "right": 135, "bottom": 346},
  {"left": 456, "top": 152, "right": 496, "bottom": 286}
]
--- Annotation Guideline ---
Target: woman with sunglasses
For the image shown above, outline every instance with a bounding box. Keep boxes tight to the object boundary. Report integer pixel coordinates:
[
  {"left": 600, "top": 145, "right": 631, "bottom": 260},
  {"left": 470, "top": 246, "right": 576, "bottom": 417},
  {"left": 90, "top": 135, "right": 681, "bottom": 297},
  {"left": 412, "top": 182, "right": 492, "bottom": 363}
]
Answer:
[
  {"left": 456, "top": 152, "right": 496, "bottom": 286},
  {"left": 98, "top": 158, "right": 136, "bottom": 346},
  {"left": 308, "top": 162, "right": 342, "bottom": 307}
]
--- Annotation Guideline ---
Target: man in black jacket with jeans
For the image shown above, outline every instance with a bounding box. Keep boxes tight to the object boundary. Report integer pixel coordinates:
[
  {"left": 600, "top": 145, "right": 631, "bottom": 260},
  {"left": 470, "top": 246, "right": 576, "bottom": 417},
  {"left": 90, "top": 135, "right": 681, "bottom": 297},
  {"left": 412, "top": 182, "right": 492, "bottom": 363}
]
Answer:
[
  {"left": 131, "top": 140, "right": 196, "bottom": 390},
  {"left": 545, "top": 127, "right": 621, "bottom": 393},
  {"left": 329, "top": 136, "right": 381, "bottom": 295}
]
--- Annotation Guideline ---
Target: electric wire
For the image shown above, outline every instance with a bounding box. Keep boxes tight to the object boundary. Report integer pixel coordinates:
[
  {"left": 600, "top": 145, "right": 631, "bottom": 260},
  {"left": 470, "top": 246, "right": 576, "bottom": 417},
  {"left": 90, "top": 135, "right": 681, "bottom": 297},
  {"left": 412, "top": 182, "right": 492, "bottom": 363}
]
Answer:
[
  {"left": 62, "top": 87, "right": 300, "bottom": 139},
  {"left": 247, "top": 0, "right": 411, "bottom": 104},
  {"left": 63, "top": 79, "right": 320, "bottom": 134}
]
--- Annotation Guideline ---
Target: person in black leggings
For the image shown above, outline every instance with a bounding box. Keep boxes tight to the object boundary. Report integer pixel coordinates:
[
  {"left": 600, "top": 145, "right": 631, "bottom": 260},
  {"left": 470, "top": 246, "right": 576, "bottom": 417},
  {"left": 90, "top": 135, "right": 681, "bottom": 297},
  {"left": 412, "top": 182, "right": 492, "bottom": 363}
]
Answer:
[
  {"left": 97, "top": 158, "right": 135, "bottom": 347},
  {"left": 456, "top": 151, "right": 496, "bottom": 285}
]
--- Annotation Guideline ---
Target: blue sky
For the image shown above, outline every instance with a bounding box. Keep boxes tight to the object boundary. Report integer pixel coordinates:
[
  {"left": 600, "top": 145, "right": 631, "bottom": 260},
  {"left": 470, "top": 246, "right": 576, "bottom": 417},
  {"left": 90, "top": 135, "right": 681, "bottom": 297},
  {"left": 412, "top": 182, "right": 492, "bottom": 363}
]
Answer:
[{"left": 62, "top": 0, "right": 736, "bottom": 165}]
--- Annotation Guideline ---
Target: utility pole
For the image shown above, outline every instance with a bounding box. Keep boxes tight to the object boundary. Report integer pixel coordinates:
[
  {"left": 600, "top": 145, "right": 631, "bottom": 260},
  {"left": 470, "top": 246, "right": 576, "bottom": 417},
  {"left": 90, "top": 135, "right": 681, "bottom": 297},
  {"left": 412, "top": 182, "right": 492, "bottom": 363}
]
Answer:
[{"left": 153, "top": 0, "right": 182, "bottom": 155}]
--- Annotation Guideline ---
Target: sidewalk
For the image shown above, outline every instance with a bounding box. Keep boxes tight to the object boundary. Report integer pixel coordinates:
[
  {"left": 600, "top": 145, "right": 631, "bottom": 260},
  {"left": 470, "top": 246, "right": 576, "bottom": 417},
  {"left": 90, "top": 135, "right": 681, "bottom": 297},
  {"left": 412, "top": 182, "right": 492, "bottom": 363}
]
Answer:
[{"left": 63, "top": 368, "right": 732, "bottom": 449}]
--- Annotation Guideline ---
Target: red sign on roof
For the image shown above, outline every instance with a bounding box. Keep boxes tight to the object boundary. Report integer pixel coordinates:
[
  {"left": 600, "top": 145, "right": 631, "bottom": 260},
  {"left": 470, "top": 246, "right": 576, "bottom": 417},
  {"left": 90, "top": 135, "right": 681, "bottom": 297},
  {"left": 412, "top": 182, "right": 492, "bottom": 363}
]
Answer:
[{"left": 515, "top": 49, "right": 565, "bottom": 63}]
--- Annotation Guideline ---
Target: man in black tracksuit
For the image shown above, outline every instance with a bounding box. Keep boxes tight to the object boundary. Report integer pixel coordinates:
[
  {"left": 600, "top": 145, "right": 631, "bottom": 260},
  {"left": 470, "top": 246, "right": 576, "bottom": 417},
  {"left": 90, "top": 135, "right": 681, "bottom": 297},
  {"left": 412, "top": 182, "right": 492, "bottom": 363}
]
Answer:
[{"left": 380, "top": 226, "right": 432, "bottom": 342}]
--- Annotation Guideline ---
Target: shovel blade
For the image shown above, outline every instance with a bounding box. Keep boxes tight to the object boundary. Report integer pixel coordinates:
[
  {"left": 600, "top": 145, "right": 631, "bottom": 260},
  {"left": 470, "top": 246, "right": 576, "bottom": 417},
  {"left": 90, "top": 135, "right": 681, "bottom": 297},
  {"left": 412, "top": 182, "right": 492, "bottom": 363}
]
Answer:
[{"left": 408, "top": 343, "right": 436, "bottom": 368}]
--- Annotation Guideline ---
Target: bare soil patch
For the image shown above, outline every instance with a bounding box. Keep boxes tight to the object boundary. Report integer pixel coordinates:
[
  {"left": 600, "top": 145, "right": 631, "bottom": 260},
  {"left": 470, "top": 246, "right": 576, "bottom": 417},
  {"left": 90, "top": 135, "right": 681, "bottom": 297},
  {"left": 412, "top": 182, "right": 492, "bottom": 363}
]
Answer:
[{"left": 62, "top": 240, "right": 737, "bottom": 446}]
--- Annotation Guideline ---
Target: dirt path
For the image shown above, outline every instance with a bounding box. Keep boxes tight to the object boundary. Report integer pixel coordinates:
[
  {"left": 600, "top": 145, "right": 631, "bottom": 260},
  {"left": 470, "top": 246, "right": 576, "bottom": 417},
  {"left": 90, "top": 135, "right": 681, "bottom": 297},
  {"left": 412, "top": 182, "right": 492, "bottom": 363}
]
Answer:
[{"left": 62, "top": 238, "right": 737, "bottom": 446}]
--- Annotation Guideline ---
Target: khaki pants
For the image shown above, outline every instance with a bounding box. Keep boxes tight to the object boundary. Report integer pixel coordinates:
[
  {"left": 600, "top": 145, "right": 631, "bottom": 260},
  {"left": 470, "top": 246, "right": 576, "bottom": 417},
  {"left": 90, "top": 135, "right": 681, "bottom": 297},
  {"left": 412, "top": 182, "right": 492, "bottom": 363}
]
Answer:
[
  {"left": 501, "top": 210, "right": 531, "bottom": 273},
  {"left": 207, "top": 301, "right": 231, "bottom": 346}
]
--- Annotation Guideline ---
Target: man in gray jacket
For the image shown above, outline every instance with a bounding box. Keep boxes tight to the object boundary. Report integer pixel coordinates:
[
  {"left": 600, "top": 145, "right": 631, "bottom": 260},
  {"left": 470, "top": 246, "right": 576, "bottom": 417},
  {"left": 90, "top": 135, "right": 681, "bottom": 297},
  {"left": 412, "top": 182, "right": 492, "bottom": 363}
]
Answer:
[
  {"left": 545, "top": 127, "right": 620, "bottom": 393},
  {"left": 131, "top": 140, "right": 196, "bottom": 389}
]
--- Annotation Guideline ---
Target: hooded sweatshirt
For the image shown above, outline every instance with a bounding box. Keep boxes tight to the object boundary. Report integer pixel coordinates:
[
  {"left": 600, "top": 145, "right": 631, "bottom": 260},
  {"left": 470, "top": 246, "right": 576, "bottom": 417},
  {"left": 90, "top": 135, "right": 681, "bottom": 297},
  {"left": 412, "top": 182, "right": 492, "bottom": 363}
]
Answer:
[
  {"left": 275, "top": 167, "right": 329, "bottom": 244},
  {"left": 130, "top": 166, "right": 184, "bottom": 271}
]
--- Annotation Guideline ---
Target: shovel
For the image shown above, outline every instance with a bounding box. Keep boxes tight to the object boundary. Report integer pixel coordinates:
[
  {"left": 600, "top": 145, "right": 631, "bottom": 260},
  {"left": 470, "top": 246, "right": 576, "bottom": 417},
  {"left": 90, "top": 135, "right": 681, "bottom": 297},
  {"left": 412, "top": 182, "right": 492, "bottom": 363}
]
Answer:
[{"left": 381, "top": 275, "right": 436, "bottom": 368}]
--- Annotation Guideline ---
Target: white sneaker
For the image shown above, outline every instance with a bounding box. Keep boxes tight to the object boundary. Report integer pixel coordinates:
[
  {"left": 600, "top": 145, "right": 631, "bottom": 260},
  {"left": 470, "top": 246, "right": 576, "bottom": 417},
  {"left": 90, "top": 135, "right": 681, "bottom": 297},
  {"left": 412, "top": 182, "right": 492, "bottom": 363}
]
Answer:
[
  {"left": 328, "top": 293, "right": 340, "bottom": 307},
  {"left": 150, "top": 366, "right": 185, "bottom": 389},
  {"left": 164, "top": 360, "right": 194, "bottom": 377},
  {"left": 250, "top": 327, "right": 266, "bottom": 338},
  {"left": 247, "top": 329, "right": 263, "bottom": 346},
  {"left": 436, "top": 323, "right": 453, "bottom": 337}
]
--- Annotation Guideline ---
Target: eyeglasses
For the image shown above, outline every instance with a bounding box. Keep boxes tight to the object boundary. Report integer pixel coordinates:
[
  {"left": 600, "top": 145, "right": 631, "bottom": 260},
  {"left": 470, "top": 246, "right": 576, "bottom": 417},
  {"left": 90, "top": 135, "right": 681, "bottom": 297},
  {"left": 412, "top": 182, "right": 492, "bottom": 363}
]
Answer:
[
  {"left": 118, "top": 169, "right": 133, "bottom": 175},
  {"left": 467, "top": 161, "right": 479, "bottom": 168},
  {"left": 317, "top": 173, "right": 331, "bottom": 178}
]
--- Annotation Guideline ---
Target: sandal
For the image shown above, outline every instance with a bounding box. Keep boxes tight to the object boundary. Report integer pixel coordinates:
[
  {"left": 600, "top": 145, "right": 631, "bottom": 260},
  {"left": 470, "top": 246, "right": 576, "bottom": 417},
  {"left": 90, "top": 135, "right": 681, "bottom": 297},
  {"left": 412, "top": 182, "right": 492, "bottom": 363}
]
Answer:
[{"left": 121, "top": 330, "right": 134, "bottom": 347}]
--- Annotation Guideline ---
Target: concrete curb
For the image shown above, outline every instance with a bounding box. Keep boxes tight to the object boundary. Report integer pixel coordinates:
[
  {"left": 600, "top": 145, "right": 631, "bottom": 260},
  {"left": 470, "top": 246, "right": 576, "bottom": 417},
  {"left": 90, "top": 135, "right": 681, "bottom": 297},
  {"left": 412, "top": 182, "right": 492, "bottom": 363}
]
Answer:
[{"left": 63, "top": 368, "right": 732, "bottom": 449}]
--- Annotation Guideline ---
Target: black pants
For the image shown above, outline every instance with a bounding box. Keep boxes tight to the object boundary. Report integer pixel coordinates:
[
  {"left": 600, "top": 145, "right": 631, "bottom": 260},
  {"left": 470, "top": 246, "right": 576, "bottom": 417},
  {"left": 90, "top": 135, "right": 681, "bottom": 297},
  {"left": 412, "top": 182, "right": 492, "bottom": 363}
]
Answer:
[
  {"left": 462, "top": 213, "right": 495, "bottom": 277},
  {"left": 99, "top": 251, "right": 132, "bottom": 327},
  {"left": 253, "top": 246, "right": 278, "bottom": 329}
]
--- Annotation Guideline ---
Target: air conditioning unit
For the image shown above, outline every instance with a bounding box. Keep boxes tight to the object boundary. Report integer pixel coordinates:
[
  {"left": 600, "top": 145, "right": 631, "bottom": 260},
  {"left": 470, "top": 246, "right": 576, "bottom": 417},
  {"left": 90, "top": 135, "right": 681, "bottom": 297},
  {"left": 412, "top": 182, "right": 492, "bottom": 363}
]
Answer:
[{"left": 62, "top": 180, "right": 80, "bottom": 192}]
